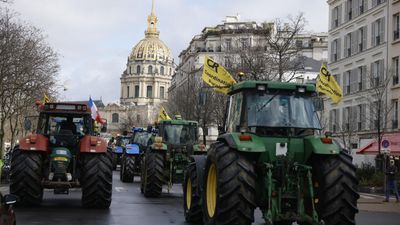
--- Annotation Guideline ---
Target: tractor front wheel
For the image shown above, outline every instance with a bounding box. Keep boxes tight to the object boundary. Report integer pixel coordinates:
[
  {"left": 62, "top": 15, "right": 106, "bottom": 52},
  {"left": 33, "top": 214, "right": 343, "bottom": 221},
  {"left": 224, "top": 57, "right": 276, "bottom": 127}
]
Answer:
[
  {"left": 81, "top": 152, "right": 113, "bottom": 208},
  {"left": 10, "top": 149, "right": 43, "bottom": 206},
  {"left": 142, "top": 151, "right": 164, "bottom": 197},
  {"left": 120, "top": 155, "right": 135, "bottom": 183},
  {"left": 202, "top": 143, "right": 256, "bottom": 225},
  {"left": 309, "top": 151, "right": 359, "bottom": 225}
]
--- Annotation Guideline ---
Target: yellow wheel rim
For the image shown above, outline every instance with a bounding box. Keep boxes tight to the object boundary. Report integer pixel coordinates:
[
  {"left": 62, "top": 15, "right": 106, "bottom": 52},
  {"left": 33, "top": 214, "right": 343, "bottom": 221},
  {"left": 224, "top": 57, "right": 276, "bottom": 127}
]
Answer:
[
  {"left": 186, "top": 177, "right": 192, "bottom": 209},
  {"left": 206, "top": 163, "right": 217, "bottom": 218}
]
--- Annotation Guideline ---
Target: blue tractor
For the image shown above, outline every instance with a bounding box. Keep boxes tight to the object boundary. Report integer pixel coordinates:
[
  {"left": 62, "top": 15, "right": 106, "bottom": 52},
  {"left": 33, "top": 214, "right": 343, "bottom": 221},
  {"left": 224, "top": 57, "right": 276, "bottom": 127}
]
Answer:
[
  {"left": 113, "top": 135, "right": 131, "bottom": 170},
  {"left": 120, "top": 128, "right": 153, "bottom": 182}
]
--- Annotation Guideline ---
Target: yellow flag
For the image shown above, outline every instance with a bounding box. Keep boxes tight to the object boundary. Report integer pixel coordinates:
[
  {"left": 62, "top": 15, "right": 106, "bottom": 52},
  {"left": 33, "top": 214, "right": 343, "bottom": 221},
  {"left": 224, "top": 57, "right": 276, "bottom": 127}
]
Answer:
[
  {"left": 202, "top": 55, "right": 236, "bottom": 94},
  {"left": 316, "top": 64, "right": 343, "bottom": 103},
  {"left": 158, "top": 106, "right": 171, "bottom": 120},
  {"left": 43, "top": 94, "right": 50, "bottom": 103}
]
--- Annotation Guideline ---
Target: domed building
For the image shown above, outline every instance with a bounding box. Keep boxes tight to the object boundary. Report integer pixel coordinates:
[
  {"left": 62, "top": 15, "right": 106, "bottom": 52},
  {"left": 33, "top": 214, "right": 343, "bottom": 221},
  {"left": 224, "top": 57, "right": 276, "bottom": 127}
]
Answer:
[
  {"left": 100, "top": 0, "right": 174, "bottom": 132},
  {"left": 120, "top": 0, "right": 174, "bottom": 107}
]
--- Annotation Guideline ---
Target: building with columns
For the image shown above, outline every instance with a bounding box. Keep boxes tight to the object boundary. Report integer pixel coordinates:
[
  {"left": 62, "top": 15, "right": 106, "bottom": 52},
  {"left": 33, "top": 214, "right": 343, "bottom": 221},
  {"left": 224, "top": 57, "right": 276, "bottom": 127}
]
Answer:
[{"left": 99, "top": 0, "right": 174, "bottom": 134}]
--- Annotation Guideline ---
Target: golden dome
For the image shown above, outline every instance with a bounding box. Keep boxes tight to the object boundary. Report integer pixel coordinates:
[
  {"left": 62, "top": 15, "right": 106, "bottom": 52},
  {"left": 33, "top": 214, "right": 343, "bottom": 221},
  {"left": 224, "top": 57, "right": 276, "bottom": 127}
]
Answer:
[
  {"left": 129, "top": 0, "right": 172, "bottom": 62},
  {"left": 130, "top": 37, "right": 172, "bottom": 62}
]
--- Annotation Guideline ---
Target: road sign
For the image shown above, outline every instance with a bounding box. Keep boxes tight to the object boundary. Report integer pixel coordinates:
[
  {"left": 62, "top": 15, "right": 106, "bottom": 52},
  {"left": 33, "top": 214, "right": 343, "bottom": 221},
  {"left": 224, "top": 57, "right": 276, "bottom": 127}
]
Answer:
[{"left": 381, "top": 139, "right": 390, "bottom": 149}]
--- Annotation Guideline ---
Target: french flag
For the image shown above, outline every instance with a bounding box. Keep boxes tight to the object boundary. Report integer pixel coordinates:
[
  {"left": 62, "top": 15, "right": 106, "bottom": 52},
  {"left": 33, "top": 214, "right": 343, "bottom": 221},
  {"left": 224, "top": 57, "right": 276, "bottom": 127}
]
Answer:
[{"left": 88, "top": 97, "right": 104, "bottom": 124}]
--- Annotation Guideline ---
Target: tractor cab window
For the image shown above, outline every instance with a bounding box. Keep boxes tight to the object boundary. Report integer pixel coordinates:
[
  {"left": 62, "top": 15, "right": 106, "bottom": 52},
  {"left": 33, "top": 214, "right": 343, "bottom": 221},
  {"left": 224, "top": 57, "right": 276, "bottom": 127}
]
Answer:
[
  {"left": 116, "top": 136, "right": 130, "bottom": 147},
  {"left": 245, "top": 93, "right": 321, "bottom": 132},
  {"left": 162, "top": 124, "right": 197, "bottom": 145},
  {"left": 226, "top": 93, "right": 243, "bottom": 133},
  {"left": 40, "top": 114, "right": 91, "bottom": 136}
]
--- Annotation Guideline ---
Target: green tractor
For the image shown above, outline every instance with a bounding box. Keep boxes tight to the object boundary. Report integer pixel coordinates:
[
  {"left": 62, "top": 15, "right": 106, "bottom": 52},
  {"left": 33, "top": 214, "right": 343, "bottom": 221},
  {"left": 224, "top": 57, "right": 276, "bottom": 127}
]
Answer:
[
  {"left": 183, "top": 81, "right": 359, "bottom": 225},
  {"left": 141, "top": 117, "right": 207, "bottom": 197}
]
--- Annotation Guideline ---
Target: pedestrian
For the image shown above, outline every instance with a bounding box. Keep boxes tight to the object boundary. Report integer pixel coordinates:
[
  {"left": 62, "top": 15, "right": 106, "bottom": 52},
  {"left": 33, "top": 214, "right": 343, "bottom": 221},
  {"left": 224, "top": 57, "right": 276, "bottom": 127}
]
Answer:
[{"left": 384, "top": 159, "right": 400, "bottom": 202}]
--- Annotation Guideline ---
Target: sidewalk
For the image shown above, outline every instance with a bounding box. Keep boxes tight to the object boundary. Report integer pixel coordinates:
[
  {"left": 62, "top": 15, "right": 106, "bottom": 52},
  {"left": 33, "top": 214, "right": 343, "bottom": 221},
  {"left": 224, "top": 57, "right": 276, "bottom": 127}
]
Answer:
[{"left": 358, "top": 193, "right": 400, "bottom": 213}]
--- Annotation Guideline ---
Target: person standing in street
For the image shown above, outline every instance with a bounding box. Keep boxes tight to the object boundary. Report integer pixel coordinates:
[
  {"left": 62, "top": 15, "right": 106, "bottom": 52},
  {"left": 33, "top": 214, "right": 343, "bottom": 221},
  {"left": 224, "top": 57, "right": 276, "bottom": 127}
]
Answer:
[{"left": 384, "top": 159, "right": 400, "bottom": 202}]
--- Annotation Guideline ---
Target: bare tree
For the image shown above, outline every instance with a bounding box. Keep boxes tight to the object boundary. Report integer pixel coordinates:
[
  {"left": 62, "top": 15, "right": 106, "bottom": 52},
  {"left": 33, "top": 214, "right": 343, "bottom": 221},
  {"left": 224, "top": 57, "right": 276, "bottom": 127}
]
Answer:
[{"left": 0, "top": 9, "right": 59, "bottom": 156}]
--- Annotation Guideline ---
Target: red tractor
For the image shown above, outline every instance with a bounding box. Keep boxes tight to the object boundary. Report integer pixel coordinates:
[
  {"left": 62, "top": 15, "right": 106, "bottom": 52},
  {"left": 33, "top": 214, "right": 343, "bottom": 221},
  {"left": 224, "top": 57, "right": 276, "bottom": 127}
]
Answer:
[{"left": 10, "top": 102, "right": 113, "bottom": 208}]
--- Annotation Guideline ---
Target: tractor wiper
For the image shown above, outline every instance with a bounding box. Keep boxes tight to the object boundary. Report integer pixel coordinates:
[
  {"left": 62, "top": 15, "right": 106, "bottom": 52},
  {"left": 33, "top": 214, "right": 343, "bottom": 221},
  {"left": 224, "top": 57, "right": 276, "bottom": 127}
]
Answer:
[{"left": 256, "top": 91, "right": 280, "bottom": 112}]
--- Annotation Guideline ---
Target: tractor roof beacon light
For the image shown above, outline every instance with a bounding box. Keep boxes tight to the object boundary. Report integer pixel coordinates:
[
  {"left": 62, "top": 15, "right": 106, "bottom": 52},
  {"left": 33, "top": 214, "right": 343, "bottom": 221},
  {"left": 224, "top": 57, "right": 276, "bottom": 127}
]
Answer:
[
  {"left": 297, "top": 87, "right": 306, "bottom": 93},
  {"left": 238, "top": 72, "right": 245, "bottom": 81}
]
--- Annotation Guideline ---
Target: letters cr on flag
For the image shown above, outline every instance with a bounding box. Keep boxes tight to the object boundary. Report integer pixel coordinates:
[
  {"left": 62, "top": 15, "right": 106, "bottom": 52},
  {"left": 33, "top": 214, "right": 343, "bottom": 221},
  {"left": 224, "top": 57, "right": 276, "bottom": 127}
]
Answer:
[
  {"left": 202, "top": 55, "right": 236, "bottom": 94},
  {"left": 316, "top": 64, "right": 343, "bottom": 103},
  {"left": 88, "top": 97, "right": 104, "bottom": 124},
  {"left": 158, "top": 106, "right": 171, "bottom": 120}
]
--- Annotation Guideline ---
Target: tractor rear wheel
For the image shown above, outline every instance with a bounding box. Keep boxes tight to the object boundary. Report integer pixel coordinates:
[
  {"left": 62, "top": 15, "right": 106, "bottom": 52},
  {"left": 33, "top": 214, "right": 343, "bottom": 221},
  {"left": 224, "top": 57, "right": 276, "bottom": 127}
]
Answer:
[
  {"left": 10, "top": 149, "right": 43, "bottom": 206},
  {"left": 81, "top": 152, "right": 113, "bottom": 208},
  {"left": 183, "top": 160, "right": 204, "bottom": 223},
  {"left": 308, "top": 151, "right": 359, "bottom": 225},
  {"left": 202, "top": 143, "right": 256, "bottom": 225},
  {"left": 142, "top": 151, "right": 164, "bottom": 197},
  {"left": 121, "top": 155, "right": 135, "bottom": 183}
]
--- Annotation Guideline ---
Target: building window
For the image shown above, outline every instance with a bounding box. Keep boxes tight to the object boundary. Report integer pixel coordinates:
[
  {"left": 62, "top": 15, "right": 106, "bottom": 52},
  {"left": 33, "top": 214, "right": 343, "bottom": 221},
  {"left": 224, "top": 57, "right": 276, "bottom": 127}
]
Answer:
[
  {"left": 331, "top": 5, "right": 342, "bottom": 29},
  {"left": 134, "top": 85, "right": 140, "bottom": 98},
  {"left": 372, "top": 18, "right": 385, "bottom": 46},
  {"left": 160, "top": 66, "right": 164, "bottom": 75},
  {"left": 330, "top": 38, "right": 341, "bottom": 62},
  {"left": 148, "top": 65, "right": 153, "bottom": 74},
  {"left": 136, "top": 65, "right": 141, "bottom": 74},
  {"left": 346, "top": 0, "right": 353, "bottom": 21},
  {"left": 342, "top": 107, "right": 351, "bottom": 131},
  {"left": 394, "top": 13, "right": 400, "bottom": 41},
  {"left": 225, "top": 39, "right": 232, "bottom": 51},
  {"left": 358, "top": 26, "right": 367, "bottom": 52},
  {"left": 147, "top": 85, "right": 153, "bottom": 98},
  {"left": 393, "top": 57, "right": 399, "bottom": 85},
  {"left": 359, "top": 0, "right": 366, "bottom": 14},
  {"left": 169, "top": 68, "right": 172, "bottom": 75},
  {"left": 371, "top": 59, "right": 384, "bottom": 86},
  {"left": 393, "top": 100, "right": 399, "bottom": 129},
  {"left": 112, "top": 113, "right": 119, "bottom": 123},
  {"left": 358, "top": 66, "right": 366, "bottom": 90},
  {"left": 372, "top": 0, "right": 386, "bottom": 7},
  {"left": 160, "top": 86, "right": 165, "bottom": 99},
  {"left": 127, "top": 86, "right": 130, "bottom": 98},
  {"left": 344, "top": 33, "right": 352, "bottom": 57},
  {"left": 344, "top": 70, "right": 351, "bottom": 95}
]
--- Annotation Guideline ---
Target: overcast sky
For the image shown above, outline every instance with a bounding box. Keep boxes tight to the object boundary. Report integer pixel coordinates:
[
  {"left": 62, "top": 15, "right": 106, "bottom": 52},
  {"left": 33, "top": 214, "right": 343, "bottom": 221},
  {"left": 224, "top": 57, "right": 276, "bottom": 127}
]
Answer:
[{"left": 7, "top": 0, "right": 329, "bottom": 104}]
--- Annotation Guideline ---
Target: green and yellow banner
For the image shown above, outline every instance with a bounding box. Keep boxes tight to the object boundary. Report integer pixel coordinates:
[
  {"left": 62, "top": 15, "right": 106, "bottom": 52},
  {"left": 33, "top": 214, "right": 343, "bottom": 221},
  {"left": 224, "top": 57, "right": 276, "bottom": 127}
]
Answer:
[
  {"left": 202, "top": 55, "right": 236, "bottom": 94},
  {"left": 316, "top": 64, "right": 343, "bottom": 103}
]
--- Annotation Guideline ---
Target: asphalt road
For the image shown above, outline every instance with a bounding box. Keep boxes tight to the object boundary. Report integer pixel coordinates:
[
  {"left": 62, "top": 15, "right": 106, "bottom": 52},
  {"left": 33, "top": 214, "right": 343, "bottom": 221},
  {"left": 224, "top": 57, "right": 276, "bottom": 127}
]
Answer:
[{"left": 5, "top": 171, "right": 399, "bottom": 225}]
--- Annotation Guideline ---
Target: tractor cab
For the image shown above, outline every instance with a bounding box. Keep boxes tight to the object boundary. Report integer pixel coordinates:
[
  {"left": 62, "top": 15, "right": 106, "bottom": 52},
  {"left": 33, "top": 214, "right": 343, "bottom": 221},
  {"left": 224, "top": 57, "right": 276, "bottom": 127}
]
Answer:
[
  {"left": 158, "top": 119, "right": 198, "bottom": 148},
  {"left": 224, "top": 81, "right": 321, "bottom": 138}
]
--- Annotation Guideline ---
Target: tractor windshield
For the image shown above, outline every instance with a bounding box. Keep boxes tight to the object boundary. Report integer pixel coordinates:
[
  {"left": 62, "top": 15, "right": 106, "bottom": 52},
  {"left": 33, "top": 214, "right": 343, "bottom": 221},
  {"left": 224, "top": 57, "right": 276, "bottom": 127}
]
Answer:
[
  {"left": 162, "top": 124, "right": 197, "bottom": 145},
  {"left": 116, "top": 137, "right": 131, "bottom": 147},
  {"left": 246, "top": 93, "right": 321, "bottom": 129},
  {"left": 37, "top": 113, "right": 92, "bottom": 136}
]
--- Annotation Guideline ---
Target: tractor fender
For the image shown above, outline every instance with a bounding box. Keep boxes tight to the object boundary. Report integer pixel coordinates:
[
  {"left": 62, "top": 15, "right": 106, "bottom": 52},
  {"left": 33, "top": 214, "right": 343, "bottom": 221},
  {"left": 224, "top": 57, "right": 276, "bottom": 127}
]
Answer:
[
  {"left": 79, "top": 136, "right": 108, "bottom": 153},
  {"left": 189, "top": 155, "right": 207, "bottom": 195},
  {"left": 125, "top": 144, "right": 140, "bottom": 155},
  {"left": 304, "top": 136, "right": 340, "bottom": 157},
  {"left": 19, "top": 134, "right": 49, "bottom": 152},
  {"left": 217, "top": 133, "right": 267, "bottom": 152}
]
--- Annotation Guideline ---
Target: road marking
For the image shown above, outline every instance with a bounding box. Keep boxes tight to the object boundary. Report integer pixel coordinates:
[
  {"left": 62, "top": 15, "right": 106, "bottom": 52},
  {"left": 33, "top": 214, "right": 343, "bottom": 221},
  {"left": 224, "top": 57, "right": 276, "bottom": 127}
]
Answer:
[
  {"left": 360, "top": 194, "right": 375, "bottom": 199},
  {"left": 115, "top": 187, "right": 125, "bottom": 192}
]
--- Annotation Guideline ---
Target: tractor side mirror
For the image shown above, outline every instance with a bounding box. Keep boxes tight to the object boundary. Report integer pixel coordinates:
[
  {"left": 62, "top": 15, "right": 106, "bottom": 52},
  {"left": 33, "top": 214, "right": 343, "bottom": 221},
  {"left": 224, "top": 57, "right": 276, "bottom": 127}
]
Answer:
[
  {"left": 312, "top": 97, "right": 324, "bottom": 111},
  {"left": 24, "top": 118, "right": 32, "bottom": 131},
  {"left": 100, "top": 125, "right": 107, "bottom": 133},
  {"left": 218, "top": 126, "right": 225, "bottom": 135}
]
